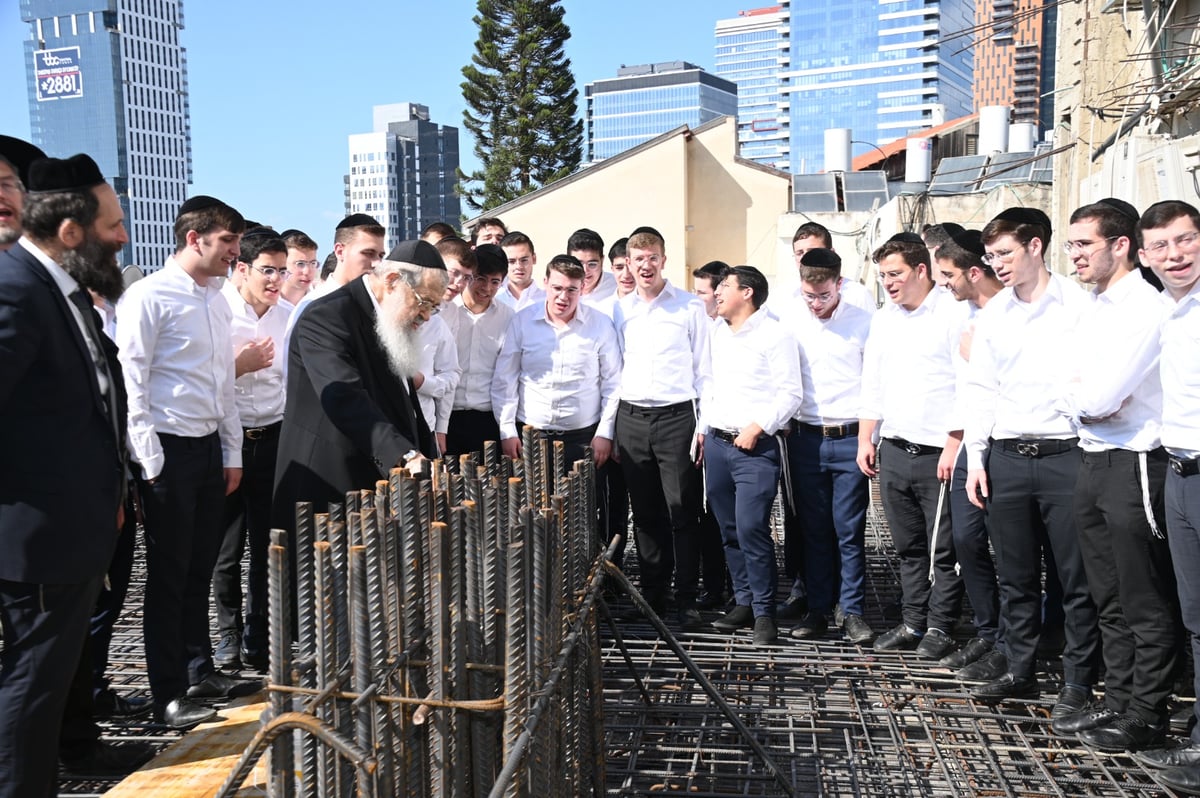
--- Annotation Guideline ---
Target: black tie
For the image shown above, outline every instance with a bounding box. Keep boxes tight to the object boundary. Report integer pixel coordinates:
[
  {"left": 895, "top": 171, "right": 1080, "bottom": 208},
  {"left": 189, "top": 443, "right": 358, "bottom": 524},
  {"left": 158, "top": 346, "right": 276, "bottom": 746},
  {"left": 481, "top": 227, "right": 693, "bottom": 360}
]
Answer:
[{"left": 69, "top": 290, "right": 119, "bottom": 440}]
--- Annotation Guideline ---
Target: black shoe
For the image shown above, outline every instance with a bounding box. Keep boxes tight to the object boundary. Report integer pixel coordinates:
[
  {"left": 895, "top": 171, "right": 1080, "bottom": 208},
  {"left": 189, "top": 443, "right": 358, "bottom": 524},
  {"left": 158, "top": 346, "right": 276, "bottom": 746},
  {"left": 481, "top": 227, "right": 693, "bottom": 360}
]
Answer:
[
  {"left": 842, "top": 614, "right": 875, "bottom": 645},
  {"left": 1051, "top": 705, "right": 1119, "bottom": 736},
  {"left": 1137, "top": 742, "right": 1200, "bottom": 770},
  {"left": 776, "top": 595, "right": 808, "bottom": 621},
  {"left": 155, "top": 698, "right": 217, "bottom": 729},
  {"left": 833, "top": 604, "right": 845, "bottom": 628},
  {"left": 677, "top": 607, "right": 705, "bottom": 631},
  {"left": 915, "top": 628, "right": 956, "bottom": 660},
  {"left": 789, "top": 611, "right": 829, "bottom": 640},
  {"left": 1155, "top": 763, "right": 1200, "bottom": 794},
  {"left": 187, "top": 672, "right": 262, "bottom": 700},
  {"left": 1172, "top": 705, "right": 1197, "bottom": 737},
  {"left": 957, "top": 650, "right": 1008, "bottom": 682},
  {"left": 697, "top": 590, "right": 731, "bottom": 610},
  {"left": 713, "top": 605, "right": 754, "bottom": 632},
  {"left": 1051, "top": 685, "right": 1093, "bottom": 719},
  {"left": 971, "top": 672, "right": 1040, "bottom": 703},
  {"left": 61, "top": 741, "right": 155, "bottom": 777},
  {"left": 940, "top": 637, "right": 992, "bottom": 669},
  {"left": 1078, "top": 713, "right": 1165, "bottom": 753},
  {"left": 93, "top": 688, "right": 153, "bottom": 719},
  {"left": 213, "top": 630, "right": 242, "bottom": 670},
  {"left": 874, "top": 623, "right": 922, "bottom": 652},
  {"left": 753, "top": 616, "right": 778, "bottom": 646},
  {"left": 240, "top": 645, "right": 269, "bottom": 672}
]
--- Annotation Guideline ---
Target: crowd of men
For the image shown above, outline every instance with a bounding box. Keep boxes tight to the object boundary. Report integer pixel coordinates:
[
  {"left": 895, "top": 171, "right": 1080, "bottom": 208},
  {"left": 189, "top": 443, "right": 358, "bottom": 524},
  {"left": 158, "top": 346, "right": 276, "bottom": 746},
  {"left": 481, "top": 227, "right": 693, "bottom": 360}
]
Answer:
[{"left": 3, "top": 132, "right": 1200, "bottom": 796}]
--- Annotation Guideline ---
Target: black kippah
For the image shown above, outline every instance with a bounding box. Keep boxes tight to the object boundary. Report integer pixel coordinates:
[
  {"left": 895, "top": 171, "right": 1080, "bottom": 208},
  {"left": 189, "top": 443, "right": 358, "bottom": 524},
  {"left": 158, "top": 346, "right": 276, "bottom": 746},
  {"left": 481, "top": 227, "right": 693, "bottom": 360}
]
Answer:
[
  {"left": 799, "top": 248, "right": 841, "bottom": 269},
  {"left": 178, "top": 195, "right": 227, "bottom": 215},
  {"left": 949, "top": 229, "right": 986, "bottom": 257},
  {"left": 0, "top": 135, "right": 48, "bottom": 187},
  {"left": 938, "top": 222, "right": 967, "bottom": 238},
  {"left": 385, "top": 239, "right": 446, "bottom": 270},
  {"left": 26, "top": 153, "right": 105, "bottom": 194},
  {"left": 241, "top": 225, "right": 279, "bottom": 240},
  {"left": 629, "top": 225, "right": 664, "bottom": 244},
  {"left": 278, "top": 228, "right": 305, "bottom": 239},
  {"left": 1097, "top": 197, "right": 1139, "bottom": 220},
  {"left": 993, "top": 206, "right": 1052, "bottom": 233},
  {"left": 888, "top": 231, "right": 926, "bottom": 245},
  {"left": 337, "top": 213, "right": 380, "bottom": 230},
  {"left": 474, "top": 244, "right": 506, "bottom": 272}
]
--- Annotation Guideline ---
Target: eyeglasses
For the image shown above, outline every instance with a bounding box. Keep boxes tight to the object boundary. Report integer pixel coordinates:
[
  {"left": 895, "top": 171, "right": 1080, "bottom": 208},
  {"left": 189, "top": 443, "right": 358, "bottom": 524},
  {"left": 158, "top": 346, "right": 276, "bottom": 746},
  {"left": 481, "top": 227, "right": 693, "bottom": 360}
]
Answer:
[
  {"left": 981, "top": 244, "right": 1026, "bottom": 267},
  {"left": 0, "top": 178, "right": 23, "bottom": 195},
  {"left": 1063, "top": 236, "right": 1119, "bottom": 256},
  {"left": 1143, "top": 231, "right": 1200, "bottom": 256},
  {"left": 413, "top": 292, "right": 441, "bottom": 315},
  {"left": 290, "top": 259, "right": 320, "bottom": 270},
  {"left": 251, "top": 265, "right": 290, "bottom": 279},
  {"left": 447, "top": 267, "right": 475, "bottom": 285},
  {"left": 801, "top": 290, "right": 835, "bottom": 304}
]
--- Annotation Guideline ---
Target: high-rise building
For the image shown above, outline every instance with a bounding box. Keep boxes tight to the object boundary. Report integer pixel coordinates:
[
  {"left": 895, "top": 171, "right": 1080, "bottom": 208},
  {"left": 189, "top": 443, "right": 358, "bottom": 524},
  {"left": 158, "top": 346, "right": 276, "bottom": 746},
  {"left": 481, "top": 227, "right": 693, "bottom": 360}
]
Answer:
[
  {"left": 973, "top": 0, "right": 1056, "bottom": 137},
  {"left": 714, "top": 7, "right": 789, "bottom": 170},
  {"left": 782, "top": 0, "right": 975, "bottom": 173},
  {"left": 346, "top": 103, "right": 461, "bottom": 246},
  {"left": 584, "top": 61, "right": 738, "bottom": 162},
  {"left": 20, "top": 0, "right": 192, "bottom": 271}
]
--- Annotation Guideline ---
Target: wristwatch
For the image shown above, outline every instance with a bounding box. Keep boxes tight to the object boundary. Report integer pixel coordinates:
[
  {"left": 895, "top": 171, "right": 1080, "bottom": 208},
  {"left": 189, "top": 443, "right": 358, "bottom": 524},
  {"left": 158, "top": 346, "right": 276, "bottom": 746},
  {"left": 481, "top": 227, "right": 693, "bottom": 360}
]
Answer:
[{"left": 401, "top": 449, "right": 420, "bottom": 465}]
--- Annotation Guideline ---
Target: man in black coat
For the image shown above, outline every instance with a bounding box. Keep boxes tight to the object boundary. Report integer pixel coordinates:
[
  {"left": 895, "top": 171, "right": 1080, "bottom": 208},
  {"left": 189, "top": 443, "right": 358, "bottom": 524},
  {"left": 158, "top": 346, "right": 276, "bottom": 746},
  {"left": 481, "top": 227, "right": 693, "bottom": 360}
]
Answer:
[
  {"left": 274, "top": 239, "right": 447, "bottom": 524},
  {"left": 0, "top": 153, "right": 129, "bottom": 798}
]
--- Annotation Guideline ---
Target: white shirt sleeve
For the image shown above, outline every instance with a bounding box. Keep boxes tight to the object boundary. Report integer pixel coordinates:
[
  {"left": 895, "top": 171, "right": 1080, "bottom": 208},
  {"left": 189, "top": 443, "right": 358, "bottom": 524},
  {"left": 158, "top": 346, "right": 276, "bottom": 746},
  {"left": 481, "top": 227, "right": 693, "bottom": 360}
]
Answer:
[
  {"left": 115, "top": 286, "right": 165, "bottom": 480},
  {"left": 490, "top": 314, "right": 523, "bottom": 440}
]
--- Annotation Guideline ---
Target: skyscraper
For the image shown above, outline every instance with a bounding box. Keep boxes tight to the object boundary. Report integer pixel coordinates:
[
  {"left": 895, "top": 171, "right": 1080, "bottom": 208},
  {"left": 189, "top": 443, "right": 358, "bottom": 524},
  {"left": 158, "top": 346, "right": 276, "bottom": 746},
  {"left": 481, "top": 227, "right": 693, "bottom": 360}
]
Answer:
[
  {"left": 20, "top": 0, "right": 192, "bottom": 271},
  {"left": 584, "top": 61, "right": 738, "bottom": 162},
  {"left": 714, "top": 6, "right": 789, "bottom": 170},
  {"left": 346, "top": 103, "right": 461, "bottom": 246},
  {"left": 783, "top": 0, "right": 974, "bottom": 173},
  {"left": 973, "top": 0, "right": 1056, "bottom": 137}
]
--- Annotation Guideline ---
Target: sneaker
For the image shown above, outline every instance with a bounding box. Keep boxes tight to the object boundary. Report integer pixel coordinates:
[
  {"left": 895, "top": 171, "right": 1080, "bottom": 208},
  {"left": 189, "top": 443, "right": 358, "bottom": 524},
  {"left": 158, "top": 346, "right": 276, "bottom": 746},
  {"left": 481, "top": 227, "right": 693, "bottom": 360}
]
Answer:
[
  {"left": 915, "top": 628, "right": 957, "bottom": 660},
  {"left": 842, "top": 614, "right": 875, "bottom": 645},
  {"left": 788, "top": 611, "right": 829, "bottom": 640},
  {"left": 939, "top": 637, "right": 992, "bottom": 670},
  {"left": 213, "top": 630, "right": 242, "bottom": 670},
  {"left": 874, "top": 623, "right": 922, "bottom": 652},
  {"left": 957, "top": 649, "right": 1008, "bottom": 682},
  {"left": 753, "top": 616, "right": 778, "bottom": 646}
]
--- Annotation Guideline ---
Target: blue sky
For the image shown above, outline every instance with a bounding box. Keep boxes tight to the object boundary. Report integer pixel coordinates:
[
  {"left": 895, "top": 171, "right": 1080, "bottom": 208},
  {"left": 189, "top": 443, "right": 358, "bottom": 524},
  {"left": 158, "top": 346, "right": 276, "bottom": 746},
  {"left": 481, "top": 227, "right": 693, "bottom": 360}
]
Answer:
[{"left": 1, "top": 1, "right": 744, "bottom": 252}]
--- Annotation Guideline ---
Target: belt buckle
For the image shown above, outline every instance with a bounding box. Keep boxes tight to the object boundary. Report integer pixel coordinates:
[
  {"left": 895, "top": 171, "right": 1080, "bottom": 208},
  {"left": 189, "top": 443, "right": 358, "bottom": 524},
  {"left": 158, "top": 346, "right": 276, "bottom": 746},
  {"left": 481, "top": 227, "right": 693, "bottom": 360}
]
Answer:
[
  {"left": 1016, "top": 442, "right": 1039, "bottom": 457},
  {"left": 823, "top": 425, "right": 840, "bottom": 438},
  {"left": 904, "top": 443, "right": 922, "bottom": 456},
  {"left": 1172, "top": 458, "right": 1185, "bottom": 475},
  {"left": 245, "top": 427, "right": 264, "bottom": 440}
]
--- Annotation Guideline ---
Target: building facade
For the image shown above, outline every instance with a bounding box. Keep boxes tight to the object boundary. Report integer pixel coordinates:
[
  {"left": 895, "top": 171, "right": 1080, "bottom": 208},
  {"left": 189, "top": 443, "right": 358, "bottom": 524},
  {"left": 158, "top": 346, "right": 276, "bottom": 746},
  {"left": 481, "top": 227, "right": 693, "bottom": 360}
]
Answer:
[
  {"left": 782, "top": 0, "right": 974, "bottom": 173},
  {"left": 346, "top": 103, "right": 460, "bottom": 246},
  {"left": 973, "top": 0, "right": 1056, "bottom": 137},
  {"left": 20, "top": 0, "right": 192, "bottom": 271},
  {"left": 714, "top": 6, "right": 789, "bottom": 170},
  {"left": 584, "top": 61, "right": 738, "bottom": 162}
]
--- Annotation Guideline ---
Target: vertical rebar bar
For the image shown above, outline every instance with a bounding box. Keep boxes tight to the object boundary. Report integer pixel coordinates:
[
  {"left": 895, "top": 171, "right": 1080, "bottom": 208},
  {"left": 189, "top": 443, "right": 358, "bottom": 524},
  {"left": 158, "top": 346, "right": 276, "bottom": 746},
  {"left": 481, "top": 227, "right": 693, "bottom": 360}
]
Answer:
[
  {"left": 348, "top": 543, "right": 374, "bottom": 798},
  {"left": 361, "top": 500, "right": 394, "bottom": 798},
  {"left": 314, "top": 541, "right": 337, "bottom": 798},
  {"left": 295, "top": 502, "right": 319, "bottom": 798},
  {"left": 327, "top": 520, "right": 353, "bottom": 797},
  {"left": 426, "top": 520, "right": 452, "bottom": 797},
  {"left": 502, "top": 518, "right": 529, "bottom": 798},
  {"left": 269, "top": 529, "right": 296, "bottom": 798}
]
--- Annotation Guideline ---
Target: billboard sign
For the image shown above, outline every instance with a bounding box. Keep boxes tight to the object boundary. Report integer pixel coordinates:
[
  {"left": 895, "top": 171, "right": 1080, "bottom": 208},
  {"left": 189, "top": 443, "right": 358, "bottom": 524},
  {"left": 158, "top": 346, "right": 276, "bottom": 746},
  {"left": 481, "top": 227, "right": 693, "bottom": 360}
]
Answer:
[{"left": 34, "top": 47, "right": 84, "bottom": 102}]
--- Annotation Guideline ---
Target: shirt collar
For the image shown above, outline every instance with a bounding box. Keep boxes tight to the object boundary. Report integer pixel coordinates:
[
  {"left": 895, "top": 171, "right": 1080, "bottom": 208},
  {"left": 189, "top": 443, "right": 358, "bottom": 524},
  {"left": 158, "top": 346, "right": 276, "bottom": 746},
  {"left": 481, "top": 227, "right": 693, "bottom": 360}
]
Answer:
[
  {"left": 18, "top": 236, "right": 81, "bottom": 298},
  {"left": 363, "top": 274, "right": 381, "bottom": 315}
]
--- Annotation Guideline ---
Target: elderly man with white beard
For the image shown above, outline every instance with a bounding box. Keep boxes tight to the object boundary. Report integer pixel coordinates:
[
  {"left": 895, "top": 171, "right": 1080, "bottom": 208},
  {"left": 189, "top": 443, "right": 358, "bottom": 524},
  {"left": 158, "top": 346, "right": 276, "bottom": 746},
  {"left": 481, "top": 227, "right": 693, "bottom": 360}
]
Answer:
[{"left": 273, "top": 239, "right": 447, "bottom": 524}]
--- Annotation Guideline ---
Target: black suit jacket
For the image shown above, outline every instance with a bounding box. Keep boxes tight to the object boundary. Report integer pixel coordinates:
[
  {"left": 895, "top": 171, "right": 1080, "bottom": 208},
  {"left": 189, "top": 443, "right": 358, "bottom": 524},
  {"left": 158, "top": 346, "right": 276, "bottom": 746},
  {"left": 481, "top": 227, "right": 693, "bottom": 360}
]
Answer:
[
  {"left": 274, "top": 277, "right": 433, "bottom": 523},
  {"left": 0, "top": 244, "right": 126, "bottom": 584}
]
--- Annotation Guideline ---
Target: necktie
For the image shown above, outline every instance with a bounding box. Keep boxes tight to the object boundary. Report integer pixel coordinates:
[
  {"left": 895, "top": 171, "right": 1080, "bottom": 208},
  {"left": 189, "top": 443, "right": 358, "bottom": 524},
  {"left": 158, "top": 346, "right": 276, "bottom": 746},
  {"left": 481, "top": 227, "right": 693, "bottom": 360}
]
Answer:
[{"left": 69, "top": 289, "right": 119, "bottom": 440}]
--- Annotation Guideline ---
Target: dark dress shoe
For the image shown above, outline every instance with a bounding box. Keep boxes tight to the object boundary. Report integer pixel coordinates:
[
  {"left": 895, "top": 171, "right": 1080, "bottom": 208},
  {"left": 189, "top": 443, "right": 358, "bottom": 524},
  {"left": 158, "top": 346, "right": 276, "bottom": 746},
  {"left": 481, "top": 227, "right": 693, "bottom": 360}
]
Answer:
[
  {"left": 93, "top": 688, "right": 153, "bottom": 719},
  {"left": 187, "top": 672, "right": 262, "bottom": 699},
  {"left": 789, "top": 611, "right": 829, "bottom": 640},
  {"left": 697, "top": 590, "right": 731, "bottom": 610},
  {"left": 957, "top": 650, "right": 1008, "bottom": 682},
  {"left": 915, "top": 628, "right": 956, "bottom": 660},
  {"left": 61, "top": 740, "right": 155, "bottom": 776},
  {"left": 1155, "top": 763, "right": 1200, "bottom": 795},
  {"left": 842, "top": 614, "right": 875, "bottom": 645},
  {"left": 940, "top": 637, "right": 992, "bottom": 669},
  {"left": 1078, "top": 713, "right": 1165, "bottom": 753},
  {"left": 712, "top": 605, "right": 754, "bottom": 631},
  {"left": 1171, "top": 705, "right": 1197, "bottom": 737},
  {"left": 1136, "top": 742, "right": 1200, "bottom": 770},
  {"left": 776, "top": 595, "right": 808, "bottom": 621},
  {"left": 971, "top": 672, "right": 1040, "bottom": 703},
  {"left": 1051, "top": 705, "right": 1119, "bottom": 736},
  {"left": 1051, "top": 685, "right": 1093, "bottom": 719},
  {"left": 677, "top": 607, "right": 705, "bottom": 631},
  {"left": 753, "top": 616, "right": 778, "bottom": 646},
  {"left": 833, "top": 604, "right": 845, "bottom": 628},
  {"left": 874, "top": 623, "right": 922, "bottom": 652},
  {"left": 155, "top": 698, "right": 217, "bottom": 729}
]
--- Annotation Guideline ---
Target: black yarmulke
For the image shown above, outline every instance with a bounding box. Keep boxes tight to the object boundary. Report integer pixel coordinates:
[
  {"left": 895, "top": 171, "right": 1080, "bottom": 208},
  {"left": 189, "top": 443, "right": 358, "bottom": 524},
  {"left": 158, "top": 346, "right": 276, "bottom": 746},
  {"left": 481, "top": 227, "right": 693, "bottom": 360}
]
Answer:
[
  {"left": 0, "top": 135, "right": 47, "bottom": 187},
  {"left": 938, "top": 222, "right": 966, "bottom": 239},
  {"left": 385, "top": 239, "right": 446, "bottom": 270},
  {"left": 888, "top": 231, "right": 926, "bottom": 245},
  {"left": 474, "top": 244, "right": 506, "bottom": 273},
  {"left": 178, "top": 195, "right": 227, "bottom": 215},
  {"left": 337, "top": 213, "right": 380, "bottom": 230},
  {"left": 949, "top": 229, "right": 986, "bottom": 257},
  {"left": 1097, "top": 198, "right": 1139, "bottom": 221},
  {"left": 629, "top": 225, "right": 664, "bottom": 244},
  {"left": 278, "top": 228, "right": 305, "bottom": 239},
  {"left": 993, "top": 206, "right": 1052, "bottom": 233},
  {"left": 26, "top": 153, "right": 105, "bottom": 194},
  {"left": 799, "top": 248, "right": 842, "bottom": 269}
]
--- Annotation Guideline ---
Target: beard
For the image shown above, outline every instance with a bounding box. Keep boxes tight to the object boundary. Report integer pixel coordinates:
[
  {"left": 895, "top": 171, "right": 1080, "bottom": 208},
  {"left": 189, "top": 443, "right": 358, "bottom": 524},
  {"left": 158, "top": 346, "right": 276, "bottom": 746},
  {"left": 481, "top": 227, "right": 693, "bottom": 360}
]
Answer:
[
  {"left": 0, "top": 221, "right": 18, "bottom": 248},
  {"left": 374, "top": 287, "right": 420, "bottom": 380},
  {"left": 61, "top": 233, "right": 125, "bottom": 302}
]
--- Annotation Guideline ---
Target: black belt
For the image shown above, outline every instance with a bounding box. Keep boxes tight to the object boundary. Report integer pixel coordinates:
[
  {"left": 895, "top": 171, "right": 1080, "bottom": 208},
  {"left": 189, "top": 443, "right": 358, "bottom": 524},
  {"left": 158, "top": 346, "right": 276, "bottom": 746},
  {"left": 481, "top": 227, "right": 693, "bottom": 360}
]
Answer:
[
  {"left": 997, "top": 437, "right": 1078, "bottom": 458},
  {"left": 1170, "top": 455, "right": 1200, "bottom": 477},
  {"left": 710, "top": 428, "right": 739, "bottom": 444},
  {"left": 244, "top": 421, "right": 282, "bottom": 441},
  {"left": 884, "top": 437, "right": 941, "bottom": 457},
  {"left": 619, "top": 400, "right": 694, "bottom": 416},
  {"left": 800, "top": 421, "right": 859, "bottom": 439}
]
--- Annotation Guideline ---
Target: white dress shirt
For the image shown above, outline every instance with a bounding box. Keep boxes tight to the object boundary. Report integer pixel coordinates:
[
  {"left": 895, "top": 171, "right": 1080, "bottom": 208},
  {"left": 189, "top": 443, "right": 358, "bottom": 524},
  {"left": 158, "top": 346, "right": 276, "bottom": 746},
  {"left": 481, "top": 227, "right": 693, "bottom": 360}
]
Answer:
[
  {"left": 860, "top": 287, "right": 964, "bottom": 447},
  {"left": 116, "top": 256, "right": 242, "bottom": 480},
  {"left": 220, "top": 281, "right": 290, "bottom": 428},
  {"left": 1056, "top": 272, "right": 1165, "bottom": 453},
  {"left": 768, "top": 276, "right": 878, "bottom": 322},
  {"left": 613, "top": 280, "right": 712, "bottom": 406},
  {"left": 839, "top": 278, "right": 878, "bottom": 315},
  {"left": 491, "top": 302, "right": 622, "bottom": 439},
  {"left": 700, "top": 308, "right": 802, "bottom": 435},
  {"left": 963, "top": 272, "right": 1089, "bottom": 469},
  {"left": 441, "top": 296, "right": 514, "bottom": 411},
  {"left": 789, "top": 298, "right": 872, "bottom": 426},
  {"left": 494, "top": 280, "right": 545, "bottom": 312},
  {"left": 282, "top": 280, "right": 337, "bottom": 376},
  {"left": 416, "top": 314, "right": 461, "bottom": 435},
  {"left": 1160, "top": 279, "right": 1200, "bottom": 458}
]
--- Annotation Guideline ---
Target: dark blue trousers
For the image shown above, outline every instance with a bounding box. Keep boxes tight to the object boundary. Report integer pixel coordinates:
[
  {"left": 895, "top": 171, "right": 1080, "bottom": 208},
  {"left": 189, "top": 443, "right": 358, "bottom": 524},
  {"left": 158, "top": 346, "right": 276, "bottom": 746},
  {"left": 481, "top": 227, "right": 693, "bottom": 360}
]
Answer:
[
  {"left": 950, "top": 448, "right": 1002, "bottom": 644},
  {"left": 1165, "top": 466, "right": 1200, "bottom": 743}
]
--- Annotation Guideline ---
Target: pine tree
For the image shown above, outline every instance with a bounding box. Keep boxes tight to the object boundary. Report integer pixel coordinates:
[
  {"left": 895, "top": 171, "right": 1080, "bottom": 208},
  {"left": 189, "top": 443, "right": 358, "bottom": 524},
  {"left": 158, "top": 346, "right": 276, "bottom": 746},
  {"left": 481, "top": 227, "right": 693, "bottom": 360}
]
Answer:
[{"left": 460, "top": 0, "right": 583, "bottom": 212}]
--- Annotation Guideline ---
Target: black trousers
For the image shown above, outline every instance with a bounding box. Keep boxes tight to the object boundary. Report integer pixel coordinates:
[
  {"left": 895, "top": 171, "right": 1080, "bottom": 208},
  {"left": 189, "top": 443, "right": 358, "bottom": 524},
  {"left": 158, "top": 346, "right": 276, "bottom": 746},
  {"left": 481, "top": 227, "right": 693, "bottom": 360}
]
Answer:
[
  {"left": 446, "top": 408, "right": 501, "bottom": 458},
  {"left": 1077, "top": 447, "right": 1178, "bottom": 724},
  {"left": 214, "top": 424, "right": 281, "bottom": 649},
  {"left": 986, "top": 441, "right": 1099, "bottom": 684},
  {"left": 139, "top": 432, "right": 225, "bottom": 704},
  {"left": 0, "top": 575, "right": 102, "bottom": 798},
  {"left": 878, "top": 439, "right": 963, "bottom": 632},
  {"left": 1166, "top": 466, "right": 1200, "bottom": 745},
  {"left": 615, "top": 401, "right": 703, "bottom": 609},
  {"left": 950, "top": 448, "right": 1002, "bottom": 644}
]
